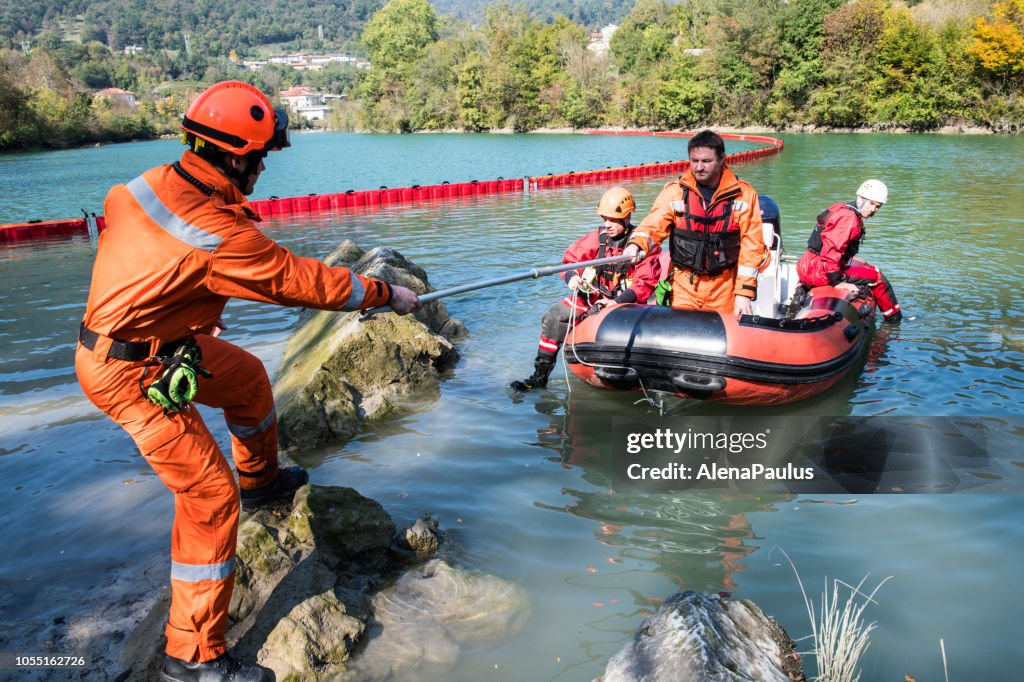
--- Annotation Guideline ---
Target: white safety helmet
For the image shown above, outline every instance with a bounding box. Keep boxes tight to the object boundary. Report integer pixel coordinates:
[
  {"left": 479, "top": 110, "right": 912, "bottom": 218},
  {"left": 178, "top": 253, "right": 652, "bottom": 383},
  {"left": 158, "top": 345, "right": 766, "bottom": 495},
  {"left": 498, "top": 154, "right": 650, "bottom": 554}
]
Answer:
[{"left": 857, "top": 179, "right": 888, "bottom": 205}]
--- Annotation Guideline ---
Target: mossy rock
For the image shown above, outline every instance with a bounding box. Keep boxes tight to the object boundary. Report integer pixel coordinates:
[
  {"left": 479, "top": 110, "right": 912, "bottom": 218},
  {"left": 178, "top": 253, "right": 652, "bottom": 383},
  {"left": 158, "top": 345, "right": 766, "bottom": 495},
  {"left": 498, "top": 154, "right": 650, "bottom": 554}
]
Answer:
[{"left": 286, "top": 486, "right": 396, "bottom": 559}]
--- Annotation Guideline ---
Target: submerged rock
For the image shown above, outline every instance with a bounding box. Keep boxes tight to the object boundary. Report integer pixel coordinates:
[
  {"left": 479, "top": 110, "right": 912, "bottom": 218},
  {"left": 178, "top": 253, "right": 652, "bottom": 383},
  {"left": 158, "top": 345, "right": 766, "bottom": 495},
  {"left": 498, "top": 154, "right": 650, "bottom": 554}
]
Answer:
[
  {"left": 347, "top": 559, "right": 530, "bottom": 680},
  {"left": 275, "top": 241, "right": 466, "bottom": 454},
  {"left": 117, "top": 485, "right": 529, "bottom": 681},
  {"left": 600, "top": 591, "right": 805, "bottom": 682}
]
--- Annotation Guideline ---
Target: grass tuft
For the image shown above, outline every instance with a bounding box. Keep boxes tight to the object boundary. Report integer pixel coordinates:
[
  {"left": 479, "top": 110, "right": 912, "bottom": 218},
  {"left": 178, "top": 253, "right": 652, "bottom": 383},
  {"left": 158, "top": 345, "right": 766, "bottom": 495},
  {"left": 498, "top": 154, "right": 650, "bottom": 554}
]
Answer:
[{"left": 772, "top": 547, "right": 893, "bottom": 682}]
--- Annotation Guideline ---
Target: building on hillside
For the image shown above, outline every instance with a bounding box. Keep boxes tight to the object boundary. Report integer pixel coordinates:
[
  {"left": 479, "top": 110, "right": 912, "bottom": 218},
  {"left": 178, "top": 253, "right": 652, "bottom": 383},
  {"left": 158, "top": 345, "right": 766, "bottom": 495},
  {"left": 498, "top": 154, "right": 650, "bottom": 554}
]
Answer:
[
  {"left": 244, "top": 53, "right": 366, "bottom": 72},
  {"left": 587, "top": 24, "right": 618, "bottom": 54},
  {"left": 279, "top": 86, "right": 346, "bottom": 122},
  {"left": 589, "top": 23, "right": 618, "bottom": 54},
  {"left": 93, "top": 88, "right": 138, "bottom": 110},
  {"left": 123, "top": 44, "right": 143, "bottom": 56}
]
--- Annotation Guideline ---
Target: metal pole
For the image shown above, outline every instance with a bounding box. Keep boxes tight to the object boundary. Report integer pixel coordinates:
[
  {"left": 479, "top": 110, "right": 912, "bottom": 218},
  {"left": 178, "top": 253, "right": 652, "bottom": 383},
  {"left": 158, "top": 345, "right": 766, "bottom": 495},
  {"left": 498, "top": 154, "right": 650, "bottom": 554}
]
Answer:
[
  {"left": 83, "top": 209, "right": 99, "bottom": 245},
  {"left": 366, "top": 253, "right": 636, "bottom": 314}
]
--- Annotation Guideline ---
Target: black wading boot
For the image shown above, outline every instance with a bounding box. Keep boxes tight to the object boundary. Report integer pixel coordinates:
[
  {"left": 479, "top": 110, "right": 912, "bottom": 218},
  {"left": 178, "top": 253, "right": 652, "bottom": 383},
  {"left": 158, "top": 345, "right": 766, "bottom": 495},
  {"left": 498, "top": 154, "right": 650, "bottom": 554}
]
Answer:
[
  {"left": 508, "top": 355, "right": 557, "bottom": 393},
  {"left": 160, "top": 652, "right": 274, "bottom": 682},
  {"left": 240, "top": 465, "right": 309, "bottom": 512}
]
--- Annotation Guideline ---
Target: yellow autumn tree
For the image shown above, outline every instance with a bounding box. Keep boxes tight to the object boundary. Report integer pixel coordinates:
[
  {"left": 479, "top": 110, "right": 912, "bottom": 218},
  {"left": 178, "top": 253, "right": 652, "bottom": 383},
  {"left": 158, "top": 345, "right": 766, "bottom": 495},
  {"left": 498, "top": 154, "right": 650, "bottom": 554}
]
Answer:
[{"left": 968, "top": 0, "right": 1024, "bottom": 81}]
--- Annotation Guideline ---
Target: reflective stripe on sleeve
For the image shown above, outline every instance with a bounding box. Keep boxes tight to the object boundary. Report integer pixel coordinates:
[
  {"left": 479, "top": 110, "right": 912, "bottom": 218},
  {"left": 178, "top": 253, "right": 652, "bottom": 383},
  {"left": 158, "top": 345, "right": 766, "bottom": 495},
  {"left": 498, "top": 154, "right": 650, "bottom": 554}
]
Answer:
[
  {"left": 126, "top": 177, "right": 223, "bottom": 252},
  {"left": 226, "top": 407, "right": 275, "bottom": 440},
  {"left": 737, "top": 266, "right": 759, "bottom": 278},
  {"left": 341, "top": 274, "right": 367, "bottom": 312},
  {"left": 171, "top": 557, "right": 235, "bottom": 582}
]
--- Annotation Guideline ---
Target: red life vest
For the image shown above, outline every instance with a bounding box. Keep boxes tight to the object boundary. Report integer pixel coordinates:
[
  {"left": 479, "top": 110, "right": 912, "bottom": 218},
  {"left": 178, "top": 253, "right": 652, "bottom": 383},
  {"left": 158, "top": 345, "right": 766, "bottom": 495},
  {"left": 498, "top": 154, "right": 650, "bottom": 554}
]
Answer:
[{"left": 669, "top": 186, "right": 742, "bottom": 275}]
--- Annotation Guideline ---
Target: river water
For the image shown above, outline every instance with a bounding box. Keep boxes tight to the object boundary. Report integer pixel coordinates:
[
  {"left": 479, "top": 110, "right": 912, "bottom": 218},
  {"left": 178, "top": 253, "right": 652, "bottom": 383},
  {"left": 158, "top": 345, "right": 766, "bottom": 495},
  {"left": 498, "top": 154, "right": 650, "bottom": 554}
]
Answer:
[{"left": 1, "top": 132, "right": 1022, "bottom": 680}]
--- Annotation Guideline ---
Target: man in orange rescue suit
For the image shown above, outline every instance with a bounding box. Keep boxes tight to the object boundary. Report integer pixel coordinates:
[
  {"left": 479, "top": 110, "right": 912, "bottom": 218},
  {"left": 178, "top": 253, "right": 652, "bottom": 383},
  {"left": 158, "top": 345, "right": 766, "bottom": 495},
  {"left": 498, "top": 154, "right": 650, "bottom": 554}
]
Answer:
[
  {"left": 622, "top": 129, "right": 765, "bottom": 317},
  {"left": 75, "top": 81, "right": 420, "bottom": 682},
  {"left": 508, "top": 187, "right": 661, "bottom": 392},
  {"left": 796, "top": 179, "right": 902, "bottom": 322}
]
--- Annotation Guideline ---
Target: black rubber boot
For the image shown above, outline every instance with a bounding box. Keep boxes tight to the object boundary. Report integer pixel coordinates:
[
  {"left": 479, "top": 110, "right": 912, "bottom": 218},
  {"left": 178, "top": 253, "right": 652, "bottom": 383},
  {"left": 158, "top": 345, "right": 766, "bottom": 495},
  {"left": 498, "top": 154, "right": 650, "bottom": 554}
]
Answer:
[
  {"left": 240, "top": 465, "right": 309, "bottom": 512},
  {"left": 884, "top": 310, "right": 903, "bottom": 324},
  {"left": 160, "top": 652, "right": 274, "bottom": 682},
  {"left": 508, "top": 356, "right": 557, "bottom": 393}
]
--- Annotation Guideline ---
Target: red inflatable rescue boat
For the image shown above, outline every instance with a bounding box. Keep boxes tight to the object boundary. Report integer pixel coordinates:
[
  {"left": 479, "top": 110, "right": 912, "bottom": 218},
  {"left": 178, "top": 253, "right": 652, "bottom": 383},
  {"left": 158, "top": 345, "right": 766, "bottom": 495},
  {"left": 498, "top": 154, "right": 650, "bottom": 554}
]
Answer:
[
  {"left": 564, "top": 285, "right": 876, "bottom": 405},
  {"left": 563, "top": 195, "right": 878, "bottom": 405}
]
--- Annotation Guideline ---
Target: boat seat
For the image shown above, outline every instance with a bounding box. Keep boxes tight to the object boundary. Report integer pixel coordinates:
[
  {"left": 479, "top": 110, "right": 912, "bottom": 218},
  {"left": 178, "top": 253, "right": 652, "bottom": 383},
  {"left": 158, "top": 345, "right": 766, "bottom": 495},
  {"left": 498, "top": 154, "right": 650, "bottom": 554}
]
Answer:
[{"left": 751, "top": 194, "right": 801, "bottom": 319}]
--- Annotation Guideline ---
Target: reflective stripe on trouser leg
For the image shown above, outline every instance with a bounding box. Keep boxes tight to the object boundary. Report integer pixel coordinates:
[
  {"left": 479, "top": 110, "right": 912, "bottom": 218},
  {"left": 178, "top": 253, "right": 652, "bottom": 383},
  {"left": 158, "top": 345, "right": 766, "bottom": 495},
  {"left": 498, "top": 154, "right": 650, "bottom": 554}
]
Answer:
[
  {"left": 193, "top": 334, "right": 280, "bottom": 489},
  {"left": 160, "top": 411, "right": 239, "bottom": 663},
  {"left": 538, "top": 335, "right": 560, "bottom": 354},
  {"left": 74, "top": 344, "right": 239, "bottom": 664}
]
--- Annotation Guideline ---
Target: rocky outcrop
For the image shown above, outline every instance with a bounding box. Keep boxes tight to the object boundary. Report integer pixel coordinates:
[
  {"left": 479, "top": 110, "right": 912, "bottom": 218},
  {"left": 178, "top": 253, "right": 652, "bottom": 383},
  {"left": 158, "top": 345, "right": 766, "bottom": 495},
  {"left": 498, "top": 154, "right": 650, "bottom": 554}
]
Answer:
[
  {"left": 118, "top": 486, "right": 529, "bottom": 681},
  {"left": 274, "top": 242, "right": 467, "bottom": 454},
  {"left": 600, "top": 591, "right": 805, "bottom": 682}
]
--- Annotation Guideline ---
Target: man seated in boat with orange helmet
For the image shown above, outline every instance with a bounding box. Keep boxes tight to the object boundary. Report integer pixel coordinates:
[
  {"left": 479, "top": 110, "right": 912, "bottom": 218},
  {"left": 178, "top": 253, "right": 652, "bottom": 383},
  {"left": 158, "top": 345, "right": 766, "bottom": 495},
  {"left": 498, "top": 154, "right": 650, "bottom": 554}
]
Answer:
[
  {"left": 796, "top": 179, "right": 902, "bottom": 322},
  {"left": 508, "top": 187, "right": 662, "bottom": 392},
  {"left": 622, "top": 129, "right": 767, "bottom": 317}
]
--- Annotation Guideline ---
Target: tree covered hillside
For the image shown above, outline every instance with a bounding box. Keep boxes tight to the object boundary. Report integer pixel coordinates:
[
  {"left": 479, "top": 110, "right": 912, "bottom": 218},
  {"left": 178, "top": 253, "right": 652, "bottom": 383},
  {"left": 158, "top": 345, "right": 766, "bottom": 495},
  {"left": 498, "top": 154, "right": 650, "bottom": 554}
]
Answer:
[
  {"left": 431, "top": 0, "right": 631, "bottom": 28},
  {"left": 3, "top": 0, "right": 635, "bottom": 51},
  {"left": 352, "top": 0, "right": 1023, "bottom": 134},
  {"left": 1, "top": 0, "right": 385, "bottom": 53},
  {"left": 2, "top": 0, "right": 1023, "bottom": 152}
]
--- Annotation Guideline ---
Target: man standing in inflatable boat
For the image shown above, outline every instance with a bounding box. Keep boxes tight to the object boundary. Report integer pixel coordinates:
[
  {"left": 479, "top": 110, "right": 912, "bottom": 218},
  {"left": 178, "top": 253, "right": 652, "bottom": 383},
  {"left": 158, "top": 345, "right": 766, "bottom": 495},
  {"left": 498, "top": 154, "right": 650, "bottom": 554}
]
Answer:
[
  {"left": 509, "top": 187, "right": 662, "bottom": 392},
  {"left": 622, "top": 129, "right": 767, "bottom": 317},
  {"left": 796, "top": 179, "right": 902, "bottom": 322}
]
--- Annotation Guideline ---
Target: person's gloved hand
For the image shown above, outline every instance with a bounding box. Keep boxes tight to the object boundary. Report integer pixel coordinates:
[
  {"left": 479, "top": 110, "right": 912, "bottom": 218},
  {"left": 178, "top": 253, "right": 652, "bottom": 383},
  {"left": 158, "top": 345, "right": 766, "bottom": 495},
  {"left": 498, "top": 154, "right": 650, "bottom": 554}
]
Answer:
[
  {"left": 567, "top": 275, "right": 582, "bottom": 291},
  {"left": 389, "top": 285, "right": 421, "bottom": 315},
  {"left": 585, "top": 298, "right": 613, "bottom": 316}
]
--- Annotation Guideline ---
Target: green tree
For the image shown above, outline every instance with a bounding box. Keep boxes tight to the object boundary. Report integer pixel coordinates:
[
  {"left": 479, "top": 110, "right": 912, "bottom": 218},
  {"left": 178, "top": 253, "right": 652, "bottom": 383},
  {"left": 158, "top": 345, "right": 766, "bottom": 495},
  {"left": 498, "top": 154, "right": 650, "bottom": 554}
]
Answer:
[
  {"left": 361, "top": 0, "right": 438, "bottom": 73},
  {"left": 809, "top": 0, "right": 887, "bottom": 127},
  {"left": 0, "top": 52, "right": 43, "bottom": 149},
  {"left": 871, "top": 6, "right": 942, "bottom": 129},
  {"left": 769, "top": 0, "right": 844, "bottom": 121},
  {"left": 654, "top": 60, "right": 713, "bottom": 128},
  {"left": 610, "top": 0, "right": 677, "bottom": 77},
  {"left": 456, "top": 53, "right": 487, "bottom": 131}
]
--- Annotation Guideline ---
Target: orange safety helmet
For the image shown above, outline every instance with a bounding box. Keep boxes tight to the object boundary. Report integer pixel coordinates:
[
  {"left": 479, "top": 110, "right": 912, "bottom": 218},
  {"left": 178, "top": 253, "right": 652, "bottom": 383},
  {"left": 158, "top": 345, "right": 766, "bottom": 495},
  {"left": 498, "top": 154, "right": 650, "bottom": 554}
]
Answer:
[
  {"left": 597, "top": 187, "right": 636, "bottom": 219},
  {"left": 181, "top": 81, "right": 290, "bottom": 156}
]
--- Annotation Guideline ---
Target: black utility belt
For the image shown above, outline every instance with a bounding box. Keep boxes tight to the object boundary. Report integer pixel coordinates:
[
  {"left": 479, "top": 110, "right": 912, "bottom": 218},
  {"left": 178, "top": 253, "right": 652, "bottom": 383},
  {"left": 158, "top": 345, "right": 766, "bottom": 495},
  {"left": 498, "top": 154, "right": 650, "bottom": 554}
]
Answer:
[
  {"left": 671, "top": 264, "right": 734, "bottom": 278},
  {"left": 78, "top": 323, "right": 187, "bottom": 362}
]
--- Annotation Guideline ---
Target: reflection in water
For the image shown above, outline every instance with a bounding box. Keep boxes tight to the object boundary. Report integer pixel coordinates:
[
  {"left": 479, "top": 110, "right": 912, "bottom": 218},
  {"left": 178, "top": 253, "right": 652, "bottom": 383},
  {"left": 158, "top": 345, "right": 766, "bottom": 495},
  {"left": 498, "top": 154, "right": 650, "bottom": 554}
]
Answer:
[{"left": 531, "top": 390, "right": 794, "bottom": 594}]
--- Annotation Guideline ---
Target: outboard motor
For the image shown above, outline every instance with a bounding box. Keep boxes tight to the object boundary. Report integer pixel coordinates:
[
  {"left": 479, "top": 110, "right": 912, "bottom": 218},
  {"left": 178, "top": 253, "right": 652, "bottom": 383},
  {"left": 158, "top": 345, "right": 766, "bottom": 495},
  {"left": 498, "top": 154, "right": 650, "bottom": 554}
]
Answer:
[{"left": 759, "top": 194, "right": 781, "bottom": 250}]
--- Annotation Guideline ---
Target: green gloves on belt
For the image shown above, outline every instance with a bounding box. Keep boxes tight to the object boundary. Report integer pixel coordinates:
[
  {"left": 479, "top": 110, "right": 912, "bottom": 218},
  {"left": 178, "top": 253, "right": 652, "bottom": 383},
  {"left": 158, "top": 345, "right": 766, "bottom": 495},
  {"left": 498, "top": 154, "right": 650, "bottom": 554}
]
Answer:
[{"left": 146, "top": 341, "right": 213, "bottom": 412}]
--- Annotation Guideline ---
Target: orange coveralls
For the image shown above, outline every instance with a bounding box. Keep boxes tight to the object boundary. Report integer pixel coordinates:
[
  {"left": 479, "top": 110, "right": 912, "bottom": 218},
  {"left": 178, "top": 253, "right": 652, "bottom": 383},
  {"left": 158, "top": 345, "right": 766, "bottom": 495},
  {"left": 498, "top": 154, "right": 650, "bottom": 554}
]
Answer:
[
  {"left": 75, "top": 151, "right": 392, "bottom": 663},
  {"left": 629, "top": 165, "right": 765, "bottom": 312}
]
